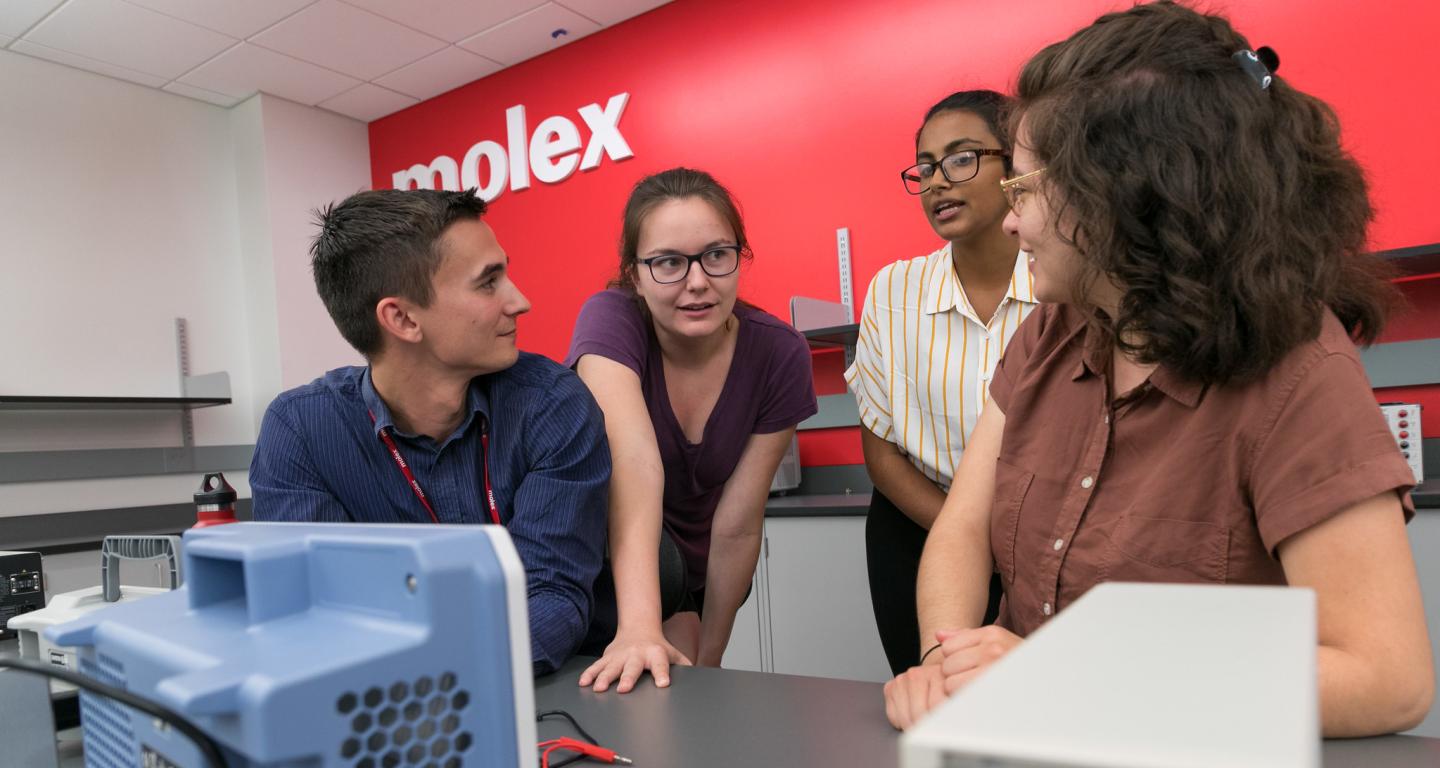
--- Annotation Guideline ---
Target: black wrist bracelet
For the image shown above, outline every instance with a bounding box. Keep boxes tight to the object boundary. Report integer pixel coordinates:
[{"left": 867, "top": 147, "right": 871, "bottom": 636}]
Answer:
[{"left": 920, "top": 642, "right": 943, "bottom": 664}]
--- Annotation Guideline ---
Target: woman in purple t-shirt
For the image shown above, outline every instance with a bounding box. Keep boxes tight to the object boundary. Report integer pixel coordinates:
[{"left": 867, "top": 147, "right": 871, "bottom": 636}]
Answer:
[{"left": 565, "top": 168, "right": 817, "bottom": 693}]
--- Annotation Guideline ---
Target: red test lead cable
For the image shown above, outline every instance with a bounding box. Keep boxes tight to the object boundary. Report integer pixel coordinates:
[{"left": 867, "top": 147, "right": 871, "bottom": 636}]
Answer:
[{"left": 539, "top": 737, "right": 633, "bottom": 767}]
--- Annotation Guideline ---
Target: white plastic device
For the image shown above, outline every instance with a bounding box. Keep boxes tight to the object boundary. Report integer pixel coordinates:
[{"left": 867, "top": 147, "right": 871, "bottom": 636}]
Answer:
[
  {"left": 1379, "top": 403, "right": 1424, "bottom": 483},
  {"left": 902, "top": 583, "right": 1319, "bottom": 768}
]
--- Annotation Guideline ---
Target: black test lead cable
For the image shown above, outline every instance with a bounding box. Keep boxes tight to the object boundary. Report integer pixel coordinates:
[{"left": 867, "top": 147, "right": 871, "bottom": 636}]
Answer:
[{"left": 0, "top": 654, "right": 228, "bottom": 768}]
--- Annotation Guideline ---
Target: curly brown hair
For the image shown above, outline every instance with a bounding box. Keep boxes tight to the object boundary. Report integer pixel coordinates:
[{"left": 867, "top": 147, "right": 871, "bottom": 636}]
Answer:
[{"left": 1012, "top": 1, "right": 1397, "bottom": 384}]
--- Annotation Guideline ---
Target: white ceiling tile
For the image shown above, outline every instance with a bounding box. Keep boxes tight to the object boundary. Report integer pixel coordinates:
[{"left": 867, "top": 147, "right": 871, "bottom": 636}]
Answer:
[
  {"left": 251, "top": 0, "right": 445, "bottom": 81},
  {"left": 458, "top": 2, "right": 600, "bottom": 66},
  {"left": 124, "top": 0, "right": 317, "bottom": 39},
  {"left": 319, "top": 82, "right": 417, "bottom": 122},
  {"left": 339, "top": 0, "right": 545, "bottom": 44},
  {"left": 178, "top": 42, "right": 360, "bottom": 105},
  {"left": 554, "top": 0, "right": 671, "bottom": 26},
  {"left": 24, "top": 0, "right": 235, "bottom": 79},
  {"left": 373, "top": 45, "right": 501, "bottom": 101},
  {"left": 0, "top": 0, "right": 64, "bottom": 38},
  {"left": 162, "top": 80, "right": 244, "bottom": 108},
  {"left": 9, "top": 38, "right": 167, "bottom": 87}
]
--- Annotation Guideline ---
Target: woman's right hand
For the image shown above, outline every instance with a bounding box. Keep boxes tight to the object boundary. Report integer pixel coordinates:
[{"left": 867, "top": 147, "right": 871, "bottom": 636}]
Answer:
[{"left": 578, "top": 630, "right": 693, "bottom": 693}]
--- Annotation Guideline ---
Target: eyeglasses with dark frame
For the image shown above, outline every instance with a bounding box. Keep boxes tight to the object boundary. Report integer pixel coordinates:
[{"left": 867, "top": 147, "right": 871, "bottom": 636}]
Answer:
[
  {"left": 638, "top": 245, "right": 743, "bottom": 284},
  {"left": 900, "top": 149, "right": 1010, "bottom": 195}
]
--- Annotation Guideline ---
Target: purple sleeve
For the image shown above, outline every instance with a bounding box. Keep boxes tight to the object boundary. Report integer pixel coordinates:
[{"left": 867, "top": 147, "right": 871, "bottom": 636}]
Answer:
[
  {"left": 754, "top": 325, "right": 818, "bottom": 434},
  {"left": 563, "top": 289, "right": 650, "bottom": 376}
]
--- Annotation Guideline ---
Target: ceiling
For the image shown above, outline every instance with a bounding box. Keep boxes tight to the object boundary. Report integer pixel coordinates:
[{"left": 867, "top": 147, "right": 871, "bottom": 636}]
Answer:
[{"left": 0, "top": 0, "right": 672, "bottom": 122}]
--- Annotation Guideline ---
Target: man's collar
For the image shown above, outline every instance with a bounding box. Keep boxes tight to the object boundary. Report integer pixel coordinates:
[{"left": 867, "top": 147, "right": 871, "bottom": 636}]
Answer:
[
  {"left": 361, "top": 367, "right": 396, "bottom": 437},
  {"left": 362, "top": 367, "right": 492, "bottom": 440}
]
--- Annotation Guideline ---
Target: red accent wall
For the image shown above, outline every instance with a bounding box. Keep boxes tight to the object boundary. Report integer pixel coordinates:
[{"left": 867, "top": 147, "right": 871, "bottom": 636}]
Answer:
[{"left": 370, "top": 0, "right": 1440, "bottom": 461}]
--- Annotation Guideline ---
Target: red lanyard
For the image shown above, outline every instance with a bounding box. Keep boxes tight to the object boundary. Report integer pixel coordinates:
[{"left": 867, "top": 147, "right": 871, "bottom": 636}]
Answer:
[{"left": 369, "top": 410, "right": 501, "bottom": 525}]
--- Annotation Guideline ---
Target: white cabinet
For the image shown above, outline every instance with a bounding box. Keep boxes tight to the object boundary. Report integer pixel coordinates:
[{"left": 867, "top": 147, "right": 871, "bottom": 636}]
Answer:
[
  {"left": 719, "top": 574, "right": 765, "bottom": 673},
  {"left": 1406, "top": 510, "right": 1440, "bottom": 737},
  {"left": 721, "top": 516, "right": 891, "bottom": 683}
]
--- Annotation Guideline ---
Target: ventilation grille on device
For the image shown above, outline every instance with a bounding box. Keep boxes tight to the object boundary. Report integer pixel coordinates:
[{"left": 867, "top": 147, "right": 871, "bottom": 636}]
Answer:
[
  {"left": 335, "top": 671, "right": 475, "bottom": 768},
  {"left": 78, "top": 653, "right": 137, "bottom": 768}
]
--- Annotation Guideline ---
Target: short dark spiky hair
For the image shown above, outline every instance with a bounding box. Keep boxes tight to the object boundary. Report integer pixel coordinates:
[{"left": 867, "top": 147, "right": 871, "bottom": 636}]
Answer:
[
  {"left": 310, "top": 189, "right": 487, "bottom": 357},
  {"left": 1012, "top": 0, "right": 1396, "bottom": 384}
]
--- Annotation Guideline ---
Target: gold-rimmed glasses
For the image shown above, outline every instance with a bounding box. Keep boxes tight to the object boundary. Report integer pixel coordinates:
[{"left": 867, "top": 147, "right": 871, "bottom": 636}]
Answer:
[{"left": 1000, "top": 168, "right": 1046, "bottom": 212}]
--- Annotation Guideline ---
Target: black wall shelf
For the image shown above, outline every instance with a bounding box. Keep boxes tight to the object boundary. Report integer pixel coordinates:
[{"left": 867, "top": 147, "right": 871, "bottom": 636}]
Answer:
[
  {"left": 0, "top": 395, "right": 231, "bottom": 412},
  {"left": 1380, "top": 243, "right": 1440, "bottom": 277},
  {"left": 803, "top": 324, "right": 859, "bottom": 348}
]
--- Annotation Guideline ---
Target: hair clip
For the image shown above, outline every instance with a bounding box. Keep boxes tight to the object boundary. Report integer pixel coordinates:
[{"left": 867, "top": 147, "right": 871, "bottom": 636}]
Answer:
[{"left": 1232, "top": 46, "right": 1280, "bottom": 90}]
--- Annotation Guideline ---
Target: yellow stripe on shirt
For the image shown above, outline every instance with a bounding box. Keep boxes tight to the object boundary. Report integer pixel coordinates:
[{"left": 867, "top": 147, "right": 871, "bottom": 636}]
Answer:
[{"left": 845, "top": 245, "right": 1039, "bottom": 487}]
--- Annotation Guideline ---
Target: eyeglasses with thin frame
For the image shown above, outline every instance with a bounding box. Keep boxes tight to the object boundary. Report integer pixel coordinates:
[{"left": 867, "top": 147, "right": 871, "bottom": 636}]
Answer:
[
  {"left": 999, "top": 167, "right": 1046, "bottom": 212},
  {"left": 638, "top": 245, "right": 743, "bottom": 284},
  {"left": 901, "top": 149, "right": 1010, "bottom": 195}
]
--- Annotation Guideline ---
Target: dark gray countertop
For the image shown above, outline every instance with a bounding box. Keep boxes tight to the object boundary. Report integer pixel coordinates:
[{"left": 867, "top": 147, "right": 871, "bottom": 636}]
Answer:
[
  {"left": 765, "top": 491, "right": 870, "bottom": 518},
  {"left": 537, "top": 657, "right": 900, "bottom": 766},
  {"left": 537, "top": 657, "right": 1440, "bottom": 768},
  {"left": 14, "top": 632, "right": 1440, "bottom": 766}
]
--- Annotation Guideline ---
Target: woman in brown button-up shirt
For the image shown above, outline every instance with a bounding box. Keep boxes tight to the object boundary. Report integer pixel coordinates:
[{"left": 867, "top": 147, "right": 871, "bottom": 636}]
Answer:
[{"left": 884, "top": 2, "right": 1432, "bottom": 738}]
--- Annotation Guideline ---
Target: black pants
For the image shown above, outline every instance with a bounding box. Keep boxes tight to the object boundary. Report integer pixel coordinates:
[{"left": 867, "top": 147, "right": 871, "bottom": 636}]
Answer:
[
  {"left": 866, "top": 487, "right": 1003, "bottom": 676},
  {"left": 580, "top": 529, "right": 749, "bottom": 655}
]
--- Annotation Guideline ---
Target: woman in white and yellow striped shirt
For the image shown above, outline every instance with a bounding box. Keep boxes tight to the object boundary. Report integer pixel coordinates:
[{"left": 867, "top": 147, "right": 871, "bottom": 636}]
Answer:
[{"left": 845, "top": 90, "right": 1038, "bottom": 674}]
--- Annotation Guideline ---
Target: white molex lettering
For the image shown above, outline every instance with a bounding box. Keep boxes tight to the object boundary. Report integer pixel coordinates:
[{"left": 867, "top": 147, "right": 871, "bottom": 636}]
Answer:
[
  {"left": 392, "top": 92, "right": 633, "bottom": 202},
  {"left": 461, "top": 141, "right": 507, "bottom": 201},
  {"left": 578, "top": 93, "right": 632, "bottom": 171},
  {"left": 506, "top": 104, "right": 530, "bottom": 192}
]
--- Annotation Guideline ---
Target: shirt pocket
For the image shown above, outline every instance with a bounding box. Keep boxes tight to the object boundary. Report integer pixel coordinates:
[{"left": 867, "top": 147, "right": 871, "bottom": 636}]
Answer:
[
  {"left": 1099, "top": 515, "right": 1230, "bottom": 585},
  {"left": 990, "top": 459, "right": 1035, "bottom": 587}
]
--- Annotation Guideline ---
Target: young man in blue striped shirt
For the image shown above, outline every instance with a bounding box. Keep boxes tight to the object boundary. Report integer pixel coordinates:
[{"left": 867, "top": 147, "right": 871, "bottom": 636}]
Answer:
[{"left": 249, "top": 188, "right": 610, "bottom": 675}]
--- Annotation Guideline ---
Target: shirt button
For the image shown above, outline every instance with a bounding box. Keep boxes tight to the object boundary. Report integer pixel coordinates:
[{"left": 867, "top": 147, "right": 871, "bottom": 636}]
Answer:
[
  {"left": 1080, "top": 476, "right": 1094, "bottom": 489},
  {"left": 1042, "top": 602, "right": 1053, "bottom": 616},
  {"left": 1053, "top": 538, "right": 1064, "bottom": 550},
  {"left": 1103, "top": 412, "right": 1110, "bottom": 424}
]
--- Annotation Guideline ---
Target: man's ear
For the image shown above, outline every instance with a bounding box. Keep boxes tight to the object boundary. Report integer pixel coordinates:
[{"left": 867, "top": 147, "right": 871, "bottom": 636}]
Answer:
[{"left": 375, "top": 297, "right": 423, "bottom": 346}]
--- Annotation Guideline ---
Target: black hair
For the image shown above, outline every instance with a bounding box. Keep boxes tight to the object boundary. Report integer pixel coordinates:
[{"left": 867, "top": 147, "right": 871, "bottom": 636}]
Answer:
[
  {"left": 916, "top": 89, "right": 1013, "bottom": 169},
  {"left": 310, "top": 188, "right": 487, "bottom": 358}
]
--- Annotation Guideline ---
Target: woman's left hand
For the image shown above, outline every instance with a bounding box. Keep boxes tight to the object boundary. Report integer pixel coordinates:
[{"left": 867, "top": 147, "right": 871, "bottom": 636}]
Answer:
[{"left": 936, "top": 625, "right": 1024, "bottom": 695}]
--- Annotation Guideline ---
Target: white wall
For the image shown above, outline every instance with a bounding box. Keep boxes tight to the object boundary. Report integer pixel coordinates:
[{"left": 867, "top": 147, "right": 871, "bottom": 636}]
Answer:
[
  {"left": 0, "top": 51, "right": 368, "bottom": 521},
  {"left": 232, "top": 94, "right": 283, "bottom": 439},
  {"left": 232, "top": 93, "right": 369, "bottom": 426},
  {"left": 256, "top": 94, "right": 369, "bottom": 390},
  {"left": 0, "top": 49, "right": 254, "bottom": 446}
]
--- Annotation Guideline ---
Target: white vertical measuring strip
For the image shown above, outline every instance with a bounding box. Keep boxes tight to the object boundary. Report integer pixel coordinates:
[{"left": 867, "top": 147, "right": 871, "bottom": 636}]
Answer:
[
  {"left": 836, "top": 227, "right": 856, "bottom": 367},
  {"left": 175, "top": 317, "right": 194, "bottom": 448}
]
